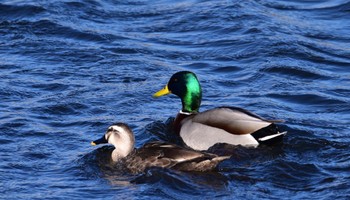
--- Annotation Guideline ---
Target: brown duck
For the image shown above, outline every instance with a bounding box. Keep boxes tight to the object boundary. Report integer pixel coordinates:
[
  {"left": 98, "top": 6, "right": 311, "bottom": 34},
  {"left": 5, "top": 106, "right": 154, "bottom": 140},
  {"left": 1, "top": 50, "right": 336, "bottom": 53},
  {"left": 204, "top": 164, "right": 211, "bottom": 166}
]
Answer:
[{"left": 91, "top": 123, "right": 230, "bottom": 174}]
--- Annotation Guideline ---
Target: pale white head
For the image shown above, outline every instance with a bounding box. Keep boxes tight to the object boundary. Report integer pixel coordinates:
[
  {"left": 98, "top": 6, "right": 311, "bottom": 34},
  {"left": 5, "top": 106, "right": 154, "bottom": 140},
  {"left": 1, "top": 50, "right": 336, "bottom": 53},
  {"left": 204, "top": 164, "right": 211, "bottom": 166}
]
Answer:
[{"left": 91, "top": 123, "right": 135, "bottom": 162}]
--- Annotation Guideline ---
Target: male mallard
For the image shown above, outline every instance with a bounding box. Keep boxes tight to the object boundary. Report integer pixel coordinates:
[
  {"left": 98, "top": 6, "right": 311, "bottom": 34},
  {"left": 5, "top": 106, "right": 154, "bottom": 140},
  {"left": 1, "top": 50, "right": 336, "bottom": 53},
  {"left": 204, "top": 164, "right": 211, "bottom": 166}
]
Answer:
[
  {"left": 153, "top": 71, "right": 286, "bottom": 151},
  {"left": 91, "top": 123, "right": 230, "bottom": 174}
]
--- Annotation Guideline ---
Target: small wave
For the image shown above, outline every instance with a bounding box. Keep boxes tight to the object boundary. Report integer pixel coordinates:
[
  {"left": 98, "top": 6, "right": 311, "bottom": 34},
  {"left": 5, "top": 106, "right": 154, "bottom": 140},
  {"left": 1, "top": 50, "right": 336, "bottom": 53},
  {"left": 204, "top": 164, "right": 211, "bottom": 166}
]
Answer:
[
  {"left": 131, "top": 168, "right": 228, "bottom": 197},
  {"left": 266, "top": 160, "right": 331, "bottom": 192},
  {"left": 0, "top": 138, "right": 13, "bottom": 145},
  {"left": 31, "top": 83, "right": 69, "bottom": 91},
  {"left": 32, "top": 102, "right": 89, "bottom": 118},
  {"left": 297, "top": 41, "right": 350, "bottom": 67},
  {"left": 268, "top": 93, "right": 347, "bottom": 107},
  {"left": 212, "top": 65, "right": 242, "bottom": 73},
  {"left": 263, "top": 65, "right": 329, "bottom": 80},
  {"left": 143, "top": 118, "right": 180, "bottom": 145},
  {"left": 261, "top": 0, "right": 350, "bottom": 11},
  {"left": 28, "top": 19, "right": 117, "bottom": 43},
  {"left": 103, "top": 47, "right": 139, "bottom": 55},
  {"left": 0, "top": 3, "right": 45, "bottom": 20}
]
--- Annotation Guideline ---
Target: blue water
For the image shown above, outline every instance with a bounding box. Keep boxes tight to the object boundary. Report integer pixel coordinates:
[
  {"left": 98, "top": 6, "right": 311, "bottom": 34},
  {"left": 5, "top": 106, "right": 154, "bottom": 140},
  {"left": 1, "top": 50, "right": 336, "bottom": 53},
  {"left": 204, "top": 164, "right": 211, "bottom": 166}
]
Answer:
[{"left": 1, "top": 0, "right": 349, "bottom": 199}]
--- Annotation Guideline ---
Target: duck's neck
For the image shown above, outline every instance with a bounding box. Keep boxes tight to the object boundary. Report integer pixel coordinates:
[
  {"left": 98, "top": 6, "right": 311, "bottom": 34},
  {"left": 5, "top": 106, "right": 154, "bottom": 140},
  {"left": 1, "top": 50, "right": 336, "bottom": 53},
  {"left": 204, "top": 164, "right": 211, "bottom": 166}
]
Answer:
[
  {"left": 174, "top": 112, "right": 194, "bottom": 134},
  {"left": 111, "top": 148, "right": 133, "bottom": 162},
  {"left": 181, "top": 77, "right": 202, "bottom": 113},
  {"left": 110, "top": 134, "right": 135, "bottom": 162}
]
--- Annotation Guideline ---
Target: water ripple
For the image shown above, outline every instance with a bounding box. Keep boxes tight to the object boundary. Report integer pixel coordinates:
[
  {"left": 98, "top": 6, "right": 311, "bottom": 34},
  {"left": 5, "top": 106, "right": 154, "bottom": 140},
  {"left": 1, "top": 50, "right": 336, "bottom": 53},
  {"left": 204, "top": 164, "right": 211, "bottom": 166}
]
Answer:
[
  {"left": 0, "top": 0, "right": 349, "bottom": 199},
  {"left": 0, "top": 3, "right": 45, "bottom": 20},
  {"left": 263, "top": 65, "right": 330, "bottom": 79}
]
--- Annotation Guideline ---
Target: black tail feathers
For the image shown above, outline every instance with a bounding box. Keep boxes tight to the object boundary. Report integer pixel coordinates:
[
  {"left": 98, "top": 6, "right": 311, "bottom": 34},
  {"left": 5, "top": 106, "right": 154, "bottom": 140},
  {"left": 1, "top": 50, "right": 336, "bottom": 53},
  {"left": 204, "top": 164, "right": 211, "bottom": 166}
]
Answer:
[{"left": 251, "top": 124, "right": 286, "bottom": 146}]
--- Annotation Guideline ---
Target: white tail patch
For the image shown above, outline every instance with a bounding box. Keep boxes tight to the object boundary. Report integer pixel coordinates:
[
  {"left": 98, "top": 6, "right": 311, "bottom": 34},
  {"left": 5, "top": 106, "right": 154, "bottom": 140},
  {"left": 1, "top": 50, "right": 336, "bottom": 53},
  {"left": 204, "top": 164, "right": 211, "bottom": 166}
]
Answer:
[{"left": 258, "top": 131, "right": 287, "bottom": 142}]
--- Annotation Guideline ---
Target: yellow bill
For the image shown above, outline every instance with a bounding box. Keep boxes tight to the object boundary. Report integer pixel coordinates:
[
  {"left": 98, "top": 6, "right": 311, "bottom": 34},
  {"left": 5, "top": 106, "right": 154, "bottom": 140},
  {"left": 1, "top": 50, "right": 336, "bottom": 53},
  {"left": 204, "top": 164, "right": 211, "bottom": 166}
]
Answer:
[{"left": 153, "top": 85, "right": 171, "bottom": 98}]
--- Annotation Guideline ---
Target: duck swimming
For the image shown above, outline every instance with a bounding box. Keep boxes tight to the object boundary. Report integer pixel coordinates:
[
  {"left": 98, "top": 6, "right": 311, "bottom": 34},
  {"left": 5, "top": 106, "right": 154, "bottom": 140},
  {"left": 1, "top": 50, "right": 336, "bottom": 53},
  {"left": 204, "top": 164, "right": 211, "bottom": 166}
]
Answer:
[
  {"left": 153, "top": 71, "right": 286, "bottom": 151},
  {"left": 91, "top": 123, "right": 230, "bottom": 174}
]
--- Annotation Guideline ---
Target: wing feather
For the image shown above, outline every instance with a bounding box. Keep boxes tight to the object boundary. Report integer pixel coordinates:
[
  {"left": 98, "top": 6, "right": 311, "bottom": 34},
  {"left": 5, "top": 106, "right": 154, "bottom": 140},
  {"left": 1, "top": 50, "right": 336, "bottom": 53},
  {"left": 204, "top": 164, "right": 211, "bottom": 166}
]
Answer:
[{"left": 190, "top": 107, "right": 281, "bottom": 135}]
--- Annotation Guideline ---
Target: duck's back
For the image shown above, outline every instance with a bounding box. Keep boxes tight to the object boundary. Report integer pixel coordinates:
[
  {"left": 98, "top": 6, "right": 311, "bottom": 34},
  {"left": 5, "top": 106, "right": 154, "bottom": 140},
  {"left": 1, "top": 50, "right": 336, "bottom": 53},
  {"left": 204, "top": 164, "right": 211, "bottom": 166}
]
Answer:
[
  {"left": 124, "top": 141, "right": 228, "bottom": 174},
  {"left": 179, "top": 107, "right": 284, "bottom": 150}
]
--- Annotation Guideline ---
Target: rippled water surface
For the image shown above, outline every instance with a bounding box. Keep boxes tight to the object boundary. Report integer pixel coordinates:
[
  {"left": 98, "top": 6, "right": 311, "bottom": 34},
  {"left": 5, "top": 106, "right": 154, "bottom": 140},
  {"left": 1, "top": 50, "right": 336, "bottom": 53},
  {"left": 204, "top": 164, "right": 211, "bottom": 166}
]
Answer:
[{"left": 1, "top": 0, "right": 349, "bottom": 199}]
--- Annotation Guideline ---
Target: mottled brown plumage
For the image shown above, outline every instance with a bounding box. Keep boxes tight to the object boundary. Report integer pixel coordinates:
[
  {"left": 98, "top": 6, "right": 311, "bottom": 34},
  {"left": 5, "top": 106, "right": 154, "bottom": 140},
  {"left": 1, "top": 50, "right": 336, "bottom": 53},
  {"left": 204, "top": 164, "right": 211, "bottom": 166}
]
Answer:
[{"left": 91, "top": 123, "right": 230, "bottom": 174}]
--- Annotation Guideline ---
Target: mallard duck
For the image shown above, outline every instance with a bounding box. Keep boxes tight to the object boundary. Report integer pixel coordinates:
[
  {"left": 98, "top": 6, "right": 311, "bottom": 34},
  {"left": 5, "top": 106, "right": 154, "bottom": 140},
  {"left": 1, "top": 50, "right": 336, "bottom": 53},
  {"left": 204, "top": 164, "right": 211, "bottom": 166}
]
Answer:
[
  {"left": 91, "top": 123, "right": 230, "bottom": 174},
  {"left": 153, "top": 71, "right": 286, "bottom": 151}
]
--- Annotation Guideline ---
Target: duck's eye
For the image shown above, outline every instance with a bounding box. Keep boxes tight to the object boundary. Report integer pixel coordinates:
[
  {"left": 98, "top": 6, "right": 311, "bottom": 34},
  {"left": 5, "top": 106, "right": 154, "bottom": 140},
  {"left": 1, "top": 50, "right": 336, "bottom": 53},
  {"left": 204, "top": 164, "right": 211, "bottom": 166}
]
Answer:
[
  {"left": 174, "top": 78, "right": 178, "bottom": 82},
  {"left": 108, "top": 127, "right": 113, "bottom": 132}
]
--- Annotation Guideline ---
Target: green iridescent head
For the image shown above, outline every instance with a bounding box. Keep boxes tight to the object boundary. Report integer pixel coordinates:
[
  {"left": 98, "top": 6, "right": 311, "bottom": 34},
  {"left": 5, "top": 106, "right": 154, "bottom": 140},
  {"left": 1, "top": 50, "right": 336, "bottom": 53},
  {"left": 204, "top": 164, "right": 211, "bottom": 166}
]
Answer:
[{"left": 153, "top": 71, "right": 202, "bottom": 113}]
